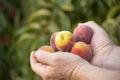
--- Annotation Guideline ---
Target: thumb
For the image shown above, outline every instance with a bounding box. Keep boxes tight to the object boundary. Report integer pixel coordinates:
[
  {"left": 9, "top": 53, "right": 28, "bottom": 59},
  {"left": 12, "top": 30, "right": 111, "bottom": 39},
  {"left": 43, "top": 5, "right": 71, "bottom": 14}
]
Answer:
[
  {"left": 35, "top": 50, "right": 54, "bottom": 65},
  {"left": 78, "top": 21, "right": 114, "bottom": 53}
]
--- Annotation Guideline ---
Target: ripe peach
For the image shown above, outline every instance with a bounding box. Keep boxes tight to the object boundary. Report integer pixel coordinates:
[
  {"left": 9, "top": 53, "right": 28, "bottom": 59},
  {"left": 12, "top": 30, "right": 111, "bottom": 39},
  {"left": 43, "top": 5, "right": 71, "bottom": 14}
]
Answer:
[
  {"left": 55, "top": 31, "right": 75, "bottom": 52},
  {"left": 71, "top": 41, "right": 92, "bottom": 61},
  {"left": 50, "top": 32, "right": 59, "bottom": 51},
  {"left": 73, "top": 25, "right": 93, "bottom": 44},
  {"left": 39, "top": 45, "right": 55, "bottom": 53}
]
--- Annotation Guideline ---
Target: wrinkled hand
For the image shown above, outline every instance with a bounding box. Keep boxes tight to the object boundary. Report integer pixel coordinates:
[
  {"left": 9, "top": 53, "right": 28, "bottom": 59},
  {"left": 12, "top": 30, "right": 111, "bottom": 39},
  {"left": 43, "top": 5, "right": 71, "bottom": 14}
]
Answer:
[
  {"left": 30, "top": 50, "right": 88, "bottom": 80},
  {"left": 79, "top": 21, "right": 120, "bottom": 70},
  {"left": 30, "top": 21, "right": 120, "bottom": 80}
]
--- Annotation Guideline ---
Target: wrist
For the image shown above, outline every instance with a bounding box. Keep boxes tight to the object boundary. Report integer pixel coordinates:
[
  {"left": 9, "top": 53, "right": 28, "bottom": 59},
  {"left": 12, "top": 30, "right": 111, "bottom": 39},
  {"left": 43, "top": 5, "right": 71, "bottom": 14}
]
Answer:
[{"left": 71, "top": 62, "right": 120, "bottom": 80}]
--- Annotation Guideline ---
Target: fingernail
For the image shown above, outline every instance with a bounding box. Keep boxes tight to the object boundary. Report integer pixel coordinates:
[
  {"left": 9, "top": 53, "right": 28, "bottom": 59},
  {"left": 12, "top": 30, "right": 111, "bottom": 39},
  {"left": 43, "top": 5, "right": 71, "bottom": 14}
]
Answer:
[
  {"left": 36, "top": 50, "right": 40, "bottom": 54},
  {"left": 31, "top": 51, "right": 35, "bottom": 53},
  {"left": 78, "top": 23, "right": 85, "bottom": 26}
]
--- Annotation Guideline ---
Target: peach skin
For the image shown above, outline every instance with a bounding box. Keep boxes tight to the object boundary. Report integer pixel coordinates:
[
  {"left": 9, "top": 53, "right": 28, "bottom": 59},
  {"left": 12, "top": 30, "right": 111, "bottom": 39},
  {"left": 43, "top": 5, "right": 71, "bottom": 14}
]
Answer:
[
  {"left": 50, "top": 32, "right": 59, "bottom": 51},
  {"left": 71, "top": 41, "right": 92, "bottom": 61},
  {"left": 39, "top": 45, "right": 55, "bottom": 53},
  {"left": 55, "top": 31, "right": 75, "bottom": 52},
  {"left": 73, "top": 25, "right": 93, "bottom": 44}
]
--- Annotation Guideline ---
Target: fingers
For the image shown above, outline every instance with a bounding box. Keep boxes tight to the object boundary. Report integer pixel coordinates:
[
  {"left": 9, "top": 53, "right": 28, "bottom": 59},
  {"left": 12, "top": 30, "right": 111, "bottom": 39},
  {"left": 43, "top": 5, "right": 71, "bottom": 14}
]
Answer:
[
  {"left": 30, "top": 51, "right": 42, "bottom": 72},
  {"left": 30, "top": 51, "right": 49, "bottom": 77},
  {"left": 35, "top": 50, "right": 54, "bottom": 65},
  {"left": 30, "top": 51, "right": 88, "bottom": 80},
  {"left": 78, "top": 21, "right": 114, "bottom": 53},
  {"left": 30, "top": 51, "right": 38, "bottom": 65}
]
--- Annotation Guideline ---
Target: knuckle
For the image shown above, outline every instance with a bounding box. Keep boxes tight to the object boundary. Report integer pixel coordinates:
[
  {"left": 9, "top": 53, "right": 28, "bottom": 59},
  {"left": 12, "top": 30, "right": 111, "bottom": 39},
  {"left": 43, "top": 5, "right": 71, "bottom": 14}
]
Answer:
[
  {"left": 31, "top": 66, "right": 37, "bottom": 72},
  {"left": 52, "top": 55, "right": 61, "bottom": 63},
  {"left": 78, "top": 21, "right": 96, "bottom": 26},
  {"left": 43, "top": 72, "right": 54, "bottom": 80},
  {"left": 52, "top": 55, "right": 60, "bottom": 61},
  {"left": 88, "top": 20, "right": 95, "bottom": 23}
]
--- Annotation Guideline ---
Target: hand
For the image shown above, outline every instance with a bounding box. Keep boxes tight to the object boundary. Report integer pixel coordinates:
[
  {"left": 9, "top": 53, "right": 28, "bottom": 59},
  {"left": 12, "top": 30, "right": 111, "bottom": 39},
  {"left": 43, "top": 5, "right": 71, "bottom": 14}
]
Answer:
[
  {"left": 30, "top": 21, "right": 120, "bottom": 80},
  {"left": 30, "top": 50, "right": 89, "bottom": 80},
  {"left": 78, "top": 21, "right": 120, "bottom": 70}
]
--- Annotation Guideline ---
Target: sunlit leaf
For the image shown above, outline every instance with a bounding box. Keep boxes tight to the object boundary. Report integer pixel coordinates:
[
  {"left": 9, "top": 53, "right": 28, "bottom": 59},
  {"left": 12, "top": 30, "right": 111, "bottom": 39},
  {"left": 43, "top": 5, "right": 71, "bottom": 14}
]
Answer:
[
  {"left": 14, "top": 23, "right": 41, "bottom": 36},
  {"left": 28, "top": 9, "right": 51, "bottom": 22},
  {"left": 58, "top": 11, "right": 71, "bottom": 30},
  {"left": 26, "top": 23, "right": 41, "bottom": 31},
  {"left": 57, "top": 0, "right": 74, "bottom": 11},
  {"left": 38, "top": 0, "right": 53, "bottom": 8},
  {"left": 47, "top": 21, "right": 59, "bottom": 33},
  {"left": 107, "top": 5, "right": 120, "bottom": 19},
  {"left": 17, "top": 33, "right": 36, "bottom": 46}
]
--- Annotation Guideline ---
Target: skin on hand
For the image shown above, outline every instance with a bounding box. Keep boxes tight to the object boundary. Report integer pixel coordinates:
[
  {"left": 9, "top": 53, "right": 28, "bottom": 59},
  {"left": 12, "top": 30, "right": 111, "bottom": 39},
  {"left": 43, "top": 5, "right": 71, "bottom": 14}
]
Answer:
[
  {"left": 30, "top": 21, "right": 120, "bottom": 80},
  {"left": 30, "top": 50, "right": 120, "bottom": 80},
  {"left": 71, "top": 62, "right": 120, "bottom": 80},
  {"left": 78, "top": 21, "right": 120, "bottom": 70},
  {"left": 30, "top": 50, "right": 88, "bottom": 80}
]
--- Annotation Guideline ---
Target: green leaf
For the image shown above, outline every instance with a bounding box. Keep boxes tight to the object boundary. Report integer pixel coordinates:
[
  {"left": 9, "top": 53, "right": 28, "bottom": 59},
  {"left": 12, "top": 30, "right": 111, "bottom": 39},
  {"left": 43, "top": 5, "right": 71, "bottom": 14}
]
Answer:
[
  {"left": 14, "top": 23, "right": 41, "bottom": 36},
  {"left": 38, "top": 0, "right": 53, "bottom": 8},
  {"left": 58, "top": 11, "right": 71, "bottom": 30},
  {"left": 0, "top": 10, "right": 7, "bottom": 30},
  {"left": 57, "top": 0, "right": 74, "bottom": 11},
  {"left": 47, "top": 21, "right": 60, "bottom": 33},
  {"left": 28, "top": 9, "right": 51, "bottom": 22},
  {"left": 107, "top": 5, "right": 120, "bottom": 19},
  {"left": 26, "top": 23, "right": 41, "bottom": 31},
  {"left": 17, "top": 33, "right": 36, "bottom": 47}
]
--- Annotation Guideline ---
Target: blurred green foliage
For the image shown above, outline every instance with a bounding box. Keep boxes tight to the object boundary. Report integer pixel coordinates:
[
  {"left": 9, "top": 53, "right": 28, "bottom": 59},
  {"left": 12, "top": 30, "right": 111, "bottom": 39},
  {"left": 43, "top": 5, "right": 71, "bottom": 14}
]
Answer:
[{"left": 0, "top": 0, "right": 120, "bottom": 80}]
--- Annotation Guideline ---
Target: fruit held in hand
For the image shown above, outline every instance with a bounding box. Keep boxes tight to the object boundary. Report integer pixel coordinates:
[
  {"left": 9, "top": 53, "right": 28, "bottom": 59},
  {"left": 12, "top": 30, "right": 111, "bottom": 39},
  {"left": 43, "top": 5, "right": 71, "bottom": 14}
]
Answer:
[
  {"left": 55, "top": 31, "right": 75, "bottom": 52},
  {"left": 50, "top": 32, "right": 59, "bottom": 51},
  {"left": 38, "top": 23, "right": 94, "bottom": 61},
  {"left": 71, "top": 41, "right": 92, "bottom": 61},
  {"left": 39, "top": 45, "right": 55, "bottom": 53},
  {"left": 73, "top": 25, "right": 93, "bottom": 44}
]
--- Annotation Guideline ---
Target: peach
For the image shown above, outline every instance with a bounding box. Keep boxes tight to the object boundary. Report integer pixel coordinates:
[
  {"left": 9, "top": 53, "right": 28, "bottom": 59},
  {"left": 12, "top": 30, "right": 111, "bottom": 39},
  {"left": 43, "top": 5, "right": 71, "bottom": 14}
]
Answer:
[
  {"left": 50, "top": 32, "right": 59, "bottom": 51},
  {"left": 73, "top": 25, "right": 93, "bottom": 44},
  {"left": 55, "top": 31, "right": 75, "bottom": 52},
  {"left": 39, "top": 45, "right": 55, "bottom": 53},
  {"left": 71, "top": 41, "right": 92, "bottom": 61}
]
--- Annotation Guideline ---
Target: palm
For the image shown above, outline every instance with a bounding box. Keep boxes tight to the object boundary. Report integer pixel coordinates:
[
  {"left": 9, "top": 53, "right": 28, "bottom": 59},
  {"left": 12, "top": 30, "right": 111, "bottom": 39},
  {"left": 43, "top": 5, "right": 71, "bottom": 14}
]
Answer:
[
  {"left": 87, "top": 25, "right": 120, "bottom": 70},
  {"left": 89, "top": 29, "right": 113, "bottom": 68},
  {"left": 90, "top": 46, "right": 112, "bottom": 68},
  {"left": 79, "top": 21, "right": 116, "bottom": 69}
]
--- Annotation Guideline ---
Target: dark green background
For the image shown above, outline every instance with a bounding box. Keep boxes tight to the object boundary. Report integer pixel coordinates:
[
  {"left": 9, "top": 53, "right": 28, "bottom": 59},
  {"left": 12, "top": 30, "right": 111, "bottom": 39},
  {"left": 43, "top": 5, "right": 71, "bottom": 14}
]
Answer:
[{"left": 0, "top": 0, "right": 120, "bottom": 80}]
